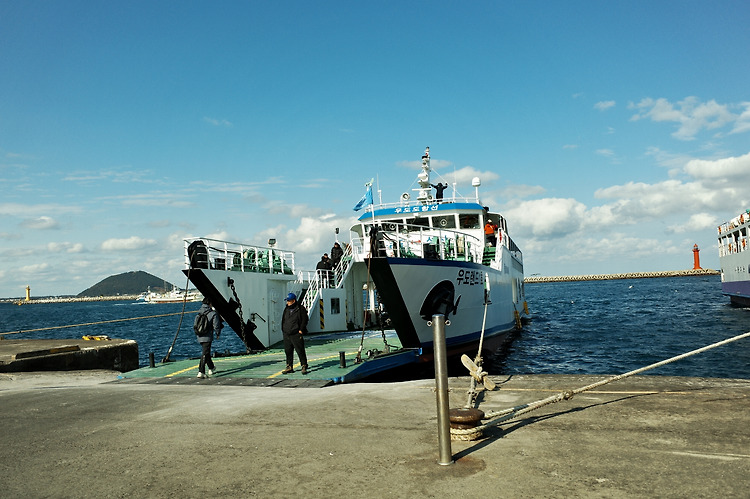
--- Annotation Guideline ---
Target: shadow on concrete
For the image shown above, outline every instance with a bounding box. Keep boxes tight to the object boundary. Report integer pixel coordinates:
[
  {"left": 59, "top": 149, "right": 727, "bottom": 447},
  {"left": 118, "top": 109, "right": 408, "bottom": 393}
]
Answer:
[{"left": 452, "top": 392, "right": 652, "bottom": 461}]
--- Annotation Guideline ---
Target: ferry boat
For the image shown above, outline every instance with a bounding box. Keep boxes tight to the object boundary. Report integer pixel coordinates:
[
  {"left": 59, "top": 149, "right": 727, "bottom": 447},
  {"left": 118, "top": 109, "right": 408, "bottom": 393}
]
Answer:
[
  {"left": 181, "top": 147, "right": 529, "bottom": 360},
  {"left": 717, "top": 209, "right": 750, "bottom": 306}
]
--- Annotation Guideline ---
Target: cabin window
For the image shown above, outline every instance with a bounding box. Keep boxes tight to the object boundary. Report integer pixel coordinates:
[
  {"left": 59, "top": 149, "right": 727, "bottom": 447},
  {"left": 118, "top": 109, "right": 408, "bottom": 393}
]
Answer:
[
  {"left": 331, "top": 298, "right": 340, "bottom": 315},
  {"left": 432, "top": 214, "right": 456, "bottom": 229},
  {"left": 459, "top": 214, "right": 480, "bottom": 229},
  {"left": 405, "top": 216, "right": 429, "bottom": 228}
]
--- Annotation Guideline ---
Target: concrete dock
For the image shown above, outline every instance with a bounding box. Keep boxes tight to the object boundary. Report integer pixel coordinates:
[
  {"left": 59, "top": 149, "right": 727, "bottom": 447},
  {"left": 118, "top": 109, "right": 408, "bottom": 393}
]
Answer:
[
  {"left": 1, "top": 371, "right": 748, "bottom": 497},
  {"left": 0, "top": 338, "right": 139, "bottom": 373}
]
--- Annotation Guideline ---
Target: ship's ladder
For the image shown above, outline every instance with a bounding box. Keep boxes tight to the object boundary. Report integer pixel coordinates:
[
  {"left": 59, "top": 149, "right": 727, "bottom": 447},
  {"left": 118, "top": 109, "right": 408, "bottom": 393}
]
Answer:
[{"left": 301, "top": 244, "right": 355, "bottom": 312}]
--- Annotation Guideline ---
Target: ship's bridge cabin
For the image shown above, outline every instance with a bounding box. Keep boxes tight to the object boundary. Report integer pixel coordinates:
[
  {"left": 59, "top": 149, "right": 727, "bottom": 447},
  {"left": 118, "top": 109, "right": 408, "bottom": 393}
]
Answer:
[{"left": 350, "top": 199, "right": 521, "bottom": 266}]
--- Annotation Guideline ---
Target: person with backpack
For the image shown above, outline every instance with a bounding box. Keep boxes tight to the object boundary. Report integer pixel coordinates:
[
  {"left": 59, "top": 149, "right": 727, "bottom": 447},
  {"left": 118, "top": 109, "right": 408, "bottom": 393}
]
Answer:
[
  {"left": 281, "top": 292, "right": 309, "bottom": 375},
  {"left": 194, "top": 297, "right": 222, "bottom": 379}
]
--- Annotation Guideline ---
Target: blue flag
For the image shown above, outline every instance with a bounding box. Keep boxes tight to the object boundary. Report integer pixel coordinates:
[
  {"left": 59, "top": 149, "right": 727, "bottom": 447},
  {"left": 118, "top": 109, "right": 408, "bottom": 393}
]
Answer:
[{"left": 353, "top": 184, "right": 373, "bottom": 211}]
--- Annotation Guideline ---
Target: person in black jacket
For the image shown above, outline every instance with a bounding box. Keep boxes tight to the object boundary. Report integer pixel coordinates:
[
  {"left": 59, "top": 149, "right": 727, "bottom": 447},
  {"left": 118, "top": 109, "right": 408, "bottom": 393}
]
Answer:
[
  {"left": 281, "top": 292, "right": 309, "bottom": 374},
  {"left": 330, "top": 242, "right": 344, "bottom": 268},
  {"left": 195, "top": 298, "right": 223, "bottom": 379},
  {"left": 430, "top": 182, "right": 447, "bottom": 201}
]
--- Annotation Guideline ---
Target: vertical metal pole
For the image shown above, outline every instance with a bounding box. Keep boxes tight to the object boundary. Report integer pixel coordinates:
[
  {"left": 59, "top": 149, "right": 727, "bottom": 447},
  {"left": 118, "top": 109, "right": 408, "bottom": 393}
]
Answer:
[
  {"left": 149, "top": 352, "right": 155, "bottom": 368},
  {"left": 433, "top": 314, "right": 453, "bottom": 465}
]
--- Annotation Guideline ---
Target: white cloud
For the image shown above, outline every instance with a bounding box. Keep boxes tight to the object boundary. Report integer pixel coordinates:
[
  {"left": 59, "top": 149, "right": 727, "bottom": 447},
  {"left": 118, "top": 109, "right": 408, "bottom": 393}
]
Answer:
[
  {"left": 629, "top": 97, "right": 735, "bottom": 140},
  {"left": 667, "top": 213, "right": 718, "bottom": 234},
  {"left": 63, "top": 169, "right": 153, "bottom": 184},
  {"left": 47, "top": 242, "right": 85, "bottom": 253},
  {"left": 499, "top": 184, "right": 546, "bottom": 200},
  {"left": 596, "top": 149, "right": 615, "bottom": 157},
  {"left": 110, "top": 193, "right": 193, "bottom": 208},
  {"left": 594, "top": 100, "right": 615, "bottom": 111},
  {"left": 683, "top": 151, "right": 750, "bottom": 185},
  {"left": 594, "top": 180, "right": 721, "bottom": 220},
  {"left": 505, "top": 150, "right": 750, "bottom": 248},
  {"left": 203, "top": 117, "right": 233, "bottom": 127},
  {"left": 731, "top": 102, "right": 750, "bottom": 134},
  {"left": 448, "top": 166, "right": 500, "bottom": 186},
  {"left": 21, "top": 216, "right": 59, "bottom": 230},
  {"left": 19, "top": 262, "right": 50, "bottom": 274},
  {"left": 397, "top": 158, "right": 452, "bottom": 170},
  {"left": 101, "top": 236, "right": 158, "bottom": 251},
  {"left": 0, "top": 203, "right": 82, "bottom": 217},
  {"left": 503, "top": 198, "right": 587, "bottom": 239}
]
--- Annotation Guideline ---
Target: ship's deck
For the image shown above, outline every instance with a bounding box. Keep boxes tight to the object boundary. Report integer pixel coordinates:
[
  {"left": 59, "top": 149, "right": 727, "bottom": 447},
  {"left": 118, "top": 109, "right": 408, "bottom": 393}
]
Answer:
[{"left": 118, "top": 330, "right": 421, "bottom": 387}]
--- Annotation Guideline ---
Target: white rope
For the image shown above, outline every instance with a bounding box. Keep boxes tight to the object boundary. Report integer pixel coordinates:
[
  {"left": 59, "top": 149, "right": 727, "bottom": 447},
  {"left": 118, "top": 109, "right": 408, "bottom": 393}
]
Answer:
[
  {"left": 452, "top": 330, "right": 750, "bottom": 438},
  {"left": 465, "top": 298, "right": 490, "bottom": 407}
]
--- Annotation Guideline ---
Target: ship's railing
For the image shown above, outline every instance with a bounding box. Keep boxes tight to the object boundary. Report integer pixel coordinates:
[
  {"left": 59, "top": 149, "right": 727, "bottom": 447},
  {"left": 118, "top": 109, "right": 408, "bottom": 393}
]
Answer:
[
  {"left": 352, "top": 222, "right": 486, "bottom": 263},
  {"left": 183, "top": 237, "right": 295, "bottom": 275},
  {"left": 717, "top": 211, "right": 750, "bottom": 257},
  {"left": 718, "top": 235, "right": 749, "bottom": 257},
  {"left": 717, "top": 210, "right": 750, "bottom": 236}
]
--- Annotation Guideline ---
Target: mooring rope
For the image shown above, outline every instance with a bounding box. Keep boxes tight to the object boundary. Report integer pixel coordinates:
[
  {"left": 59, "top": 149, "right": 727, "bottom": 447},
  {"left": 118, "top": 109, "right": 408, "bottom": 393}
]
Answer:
[
  {"left": 162, "top": 271, "right": 194, "bottom": 363},
  {"left": 465, "top": 297, "right": 489, "bottom": 407},
  {"left": 452, "top": 330, "right": 750, "bottom": 440},
  {"left": 0, "top": 310, "right": 200, "bottom": 337}
]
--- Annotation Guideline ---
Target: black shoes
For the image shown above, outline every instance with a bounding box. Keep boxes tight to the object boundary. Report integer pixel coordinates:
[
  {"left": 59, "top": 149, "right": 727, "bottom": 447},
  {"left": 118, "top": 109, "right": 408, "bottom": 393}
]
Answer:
[{"left": 281, "top": 365, "right": 309, "bottom": 374}]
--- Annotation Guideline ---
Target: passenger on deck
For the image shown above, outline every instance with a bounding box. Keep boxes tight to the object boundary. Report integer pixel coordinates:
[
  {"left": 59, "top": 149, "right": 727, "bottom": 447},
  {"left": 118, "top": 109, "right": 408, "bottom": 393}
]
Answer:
[
  {"left": 330, "top": 242, "right": 344, "bottom": 268},
  {"left": 484, "top": 219, "right": 498, "bottom": 247},
  {"left": 430, "top": 182, "right": 447, "bottom": 201},
  {"left": 316, "top": 253, "right": 332, "bottom": 287},
  {"left": 195, "top": 298, "right": 223, "bottom": 379},
  {"left": 281, "top": 293, "right": 309, "bottom": 375}
]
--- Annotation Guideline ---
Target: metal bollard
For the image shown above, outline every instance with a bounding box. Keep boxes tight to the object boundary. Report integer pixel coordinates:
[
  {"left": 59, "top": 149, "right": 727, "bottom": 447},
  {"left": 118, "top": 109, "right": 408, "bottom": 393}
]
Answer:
[
  {"left": 149, "top": 352, "right": 155, "bottom": 368},
  {"left": 339, "top": 351, "right": 346, "bottom": 368},
  {"left": 433, "top": 314, "right": 453, "bottom": 465}
]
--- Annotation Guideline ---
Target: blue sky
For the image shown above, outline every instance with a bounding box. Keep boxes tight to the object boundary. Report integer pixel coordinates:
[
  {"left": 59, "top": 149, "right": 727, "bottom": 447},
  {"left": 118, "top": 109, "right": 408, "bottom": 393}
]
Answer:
[{"left": 2, "top": 1, "right": 749, "bottom": 297}]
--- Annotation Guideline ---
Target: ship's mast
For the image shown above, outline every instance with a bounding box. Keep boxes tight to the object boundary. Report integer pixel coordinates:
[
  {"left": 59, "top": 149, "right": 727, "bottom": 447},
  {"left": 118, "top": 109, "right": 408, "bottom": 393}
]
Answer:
[{"left": 416, "top": 146, "right": 431, "bottom": 203}]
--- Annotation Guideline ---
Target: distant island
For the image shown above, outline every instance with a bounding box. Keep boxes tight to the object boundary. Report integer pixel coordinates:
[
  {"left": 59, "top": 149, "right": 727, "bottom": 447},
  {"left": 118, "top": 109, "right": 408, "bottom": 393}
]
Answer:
[
  {"left": 77, "top": 270, "right": 175, "bottom": 297},
  {"left": 3, "top": 271, "right": 178, "bottom": 304}
]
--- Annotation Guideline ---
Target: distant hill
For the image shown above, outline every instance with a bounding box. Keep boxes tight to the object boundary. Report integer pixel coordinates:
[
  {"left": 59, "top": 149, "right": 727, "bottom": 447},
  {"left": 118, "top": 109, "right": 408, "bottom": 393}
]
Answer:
[{"left": 78, "top": 271, "right": 175, "bottom": 297}]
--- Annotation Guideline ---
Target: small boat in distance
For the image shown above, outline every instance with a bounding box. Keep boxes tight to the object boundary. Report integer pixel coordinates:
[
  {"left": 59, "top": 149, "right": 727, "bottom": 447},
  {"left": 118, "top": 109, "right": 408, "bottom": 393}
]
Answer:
[
  {"left": 181, "top": 147, "right": 529, "bottom": 363},
  {"left": 137, "top": 287, "right": 203, "bottom": 304},
  {"left": 718, "top": 209, "right": 750, "bottom": 306}
]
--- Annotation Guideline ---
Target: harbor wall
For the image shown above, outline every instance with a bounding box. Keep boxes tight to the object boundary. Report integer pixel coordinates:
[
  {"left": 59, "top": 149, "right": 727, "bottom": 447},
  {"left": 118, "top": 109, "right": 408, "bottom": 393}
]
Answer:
[
  {"left": 4, "top": 295, "right": 140, "bottom": 305},
  {"left": 524, "top": 268, "right": 719, "bottom": 283}
]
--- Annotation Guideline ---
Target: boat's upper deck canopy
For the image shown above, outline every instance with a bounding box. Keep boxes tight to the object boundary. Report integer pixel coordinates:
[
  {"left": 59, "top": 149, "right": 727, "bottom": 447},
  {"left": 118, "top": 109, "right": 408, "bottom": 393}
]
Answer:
[{"left": 355, "top": 147, "right": 508, "bottom": 237}]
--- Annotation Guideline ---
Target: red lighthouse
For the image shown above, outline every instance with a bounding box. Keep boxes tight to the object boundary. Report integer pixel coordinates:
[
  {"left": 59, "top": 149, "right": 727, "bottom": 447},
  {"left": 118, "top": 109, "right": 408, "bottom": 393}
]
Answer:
[{"left": 693, "top": 243, "right": 702, "bottom": 270}]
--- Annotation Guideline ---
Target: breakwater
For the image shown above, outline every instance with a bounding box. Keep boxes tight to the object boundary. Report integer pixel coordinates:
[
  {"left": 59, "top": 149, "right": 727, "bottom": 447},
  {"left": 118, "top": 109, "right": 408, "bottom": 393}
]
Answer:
[
  {"left": 5, "top": 295, "right": 140, "bottom": 305},
  {"left": 524, "top": 268, "right": 719, "bottom": 283}
]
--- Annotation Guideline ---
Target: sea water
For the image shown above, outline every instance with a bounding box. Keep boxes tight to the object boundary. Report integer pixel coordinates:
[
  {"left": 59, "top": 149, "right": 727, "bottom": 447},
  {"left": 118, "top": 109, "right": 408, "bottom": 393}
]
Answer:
[
  {"left": 493, "top": 275, "right": 750, "bottom": 379},
  {"left": 1, "top": 275, "right": 749, "bottom": 378}
]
